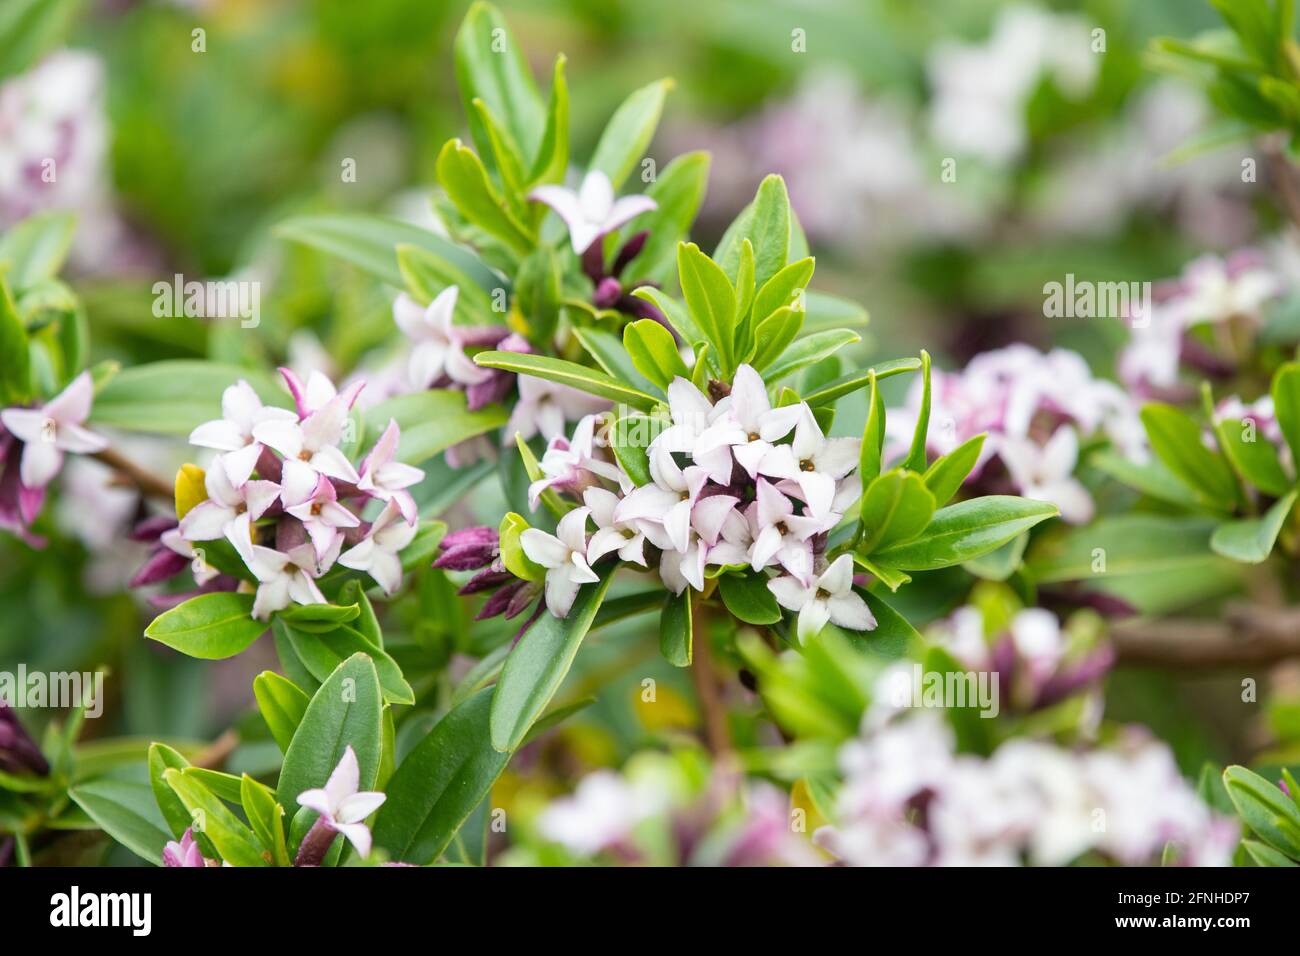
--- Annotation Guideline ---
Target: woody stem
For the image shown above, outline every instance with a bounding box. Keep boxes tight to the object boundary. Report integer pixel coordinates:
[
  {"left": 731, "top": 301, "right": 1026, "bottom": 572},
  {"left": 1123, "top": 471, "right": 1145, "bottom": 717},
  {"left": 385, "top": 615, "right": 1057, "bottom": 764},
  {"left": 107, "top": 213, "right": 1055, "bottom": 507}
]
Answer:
[
  {"left": 690, "top": 598, "right": 732, "bottom": 755},
  {"left": 91, "top": 447, "right": 173, "bottom": 502}
]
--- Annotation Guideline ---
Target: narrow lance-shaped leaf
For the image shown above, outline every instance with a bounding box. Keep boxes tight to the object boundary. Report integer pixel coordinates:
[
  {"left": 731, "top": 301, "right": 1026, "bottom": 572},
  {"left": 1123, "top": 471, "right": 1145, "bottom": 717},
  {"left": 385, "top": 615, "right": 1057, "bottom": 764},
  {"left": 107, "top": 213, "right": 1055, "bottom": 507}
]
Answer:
[
  {"left": 473, "top": 350, "right": 659, "bottom": 410},
  {"left": 871, "top": 496, "right": 1059, "bottom": 571},
  {"left": 859, "top": 369, "right": 884, "bottom": 483},
  {"left": 659, "top": 590, "right": 693, "bottom": 667},
  {"left": 589, "top": 78, "right": 673, "bottom": 190},
  {"left": 903, "top": 350, "right": 932, "bottom": 473}
]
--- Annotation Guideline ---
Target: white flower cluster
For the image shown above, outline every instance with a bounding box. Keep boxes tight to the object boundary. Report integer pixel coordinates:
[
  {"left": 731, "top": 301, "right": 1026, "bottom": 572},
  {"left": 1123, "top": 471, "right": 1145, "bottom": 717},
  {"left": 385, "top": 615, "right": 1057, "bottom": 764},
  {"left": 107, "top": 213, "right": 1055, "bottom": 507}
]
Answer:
[
  {"left": 1120, "top": 252, "right": 1281, "bottom": 395},
  {"left": 176, "top": 371, "right": 424, "bottom": 618},
  {"left": 887, "top": 345, "right": 1142, "bottom": 523},
  {"left": 519, "top": 365, "right": 875, "bottom": 639},
  {"left": 818, "top": 712, "right": 1237, "bottom": 867}
]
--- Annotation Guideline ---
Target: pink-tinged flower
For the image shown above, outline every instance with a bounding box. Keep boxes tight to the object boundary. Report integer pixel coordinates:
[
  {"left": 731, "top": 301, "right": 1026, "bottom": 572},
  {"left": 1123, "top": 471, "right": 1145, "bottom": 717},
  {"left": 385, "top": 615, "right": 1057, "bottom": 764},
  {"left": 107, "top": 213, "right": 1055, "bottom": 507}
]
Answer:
[
  {"left": 466, "top": 332, "right": 528, "bottom": 411},
  {"left": 0, "top": 422, "right": 46, "bottom": 544},
  {"left": 768, "top": 554, "right": 876, "bottom": 643},
  {"left": 998, "top": 426, "right": 1093, "bottom": 524},
  {"left": 393, "top": 287, "right": 495, "bottom": 389},
  {"left": 505, "top": 375, "right": 609, "bottom": 446},
  {"left": 295, "top": 746, "right": 387, "bottom": 862},
  {"left": 234, "top": 539, "right": 328, "bottom": 620},
  {"left": 697, "top": 364, "right": 803, "bottom": 478},
  {"left": 706, "top": 507, "right": 754, "bottom": 568},
  {"left": 188, "top": 380, "right": 296, "bottom": 485},
  {"left": 283, "top": 471, "right": 361, "bottom": 560},
  {"left": 278, "top": 367, "right": 365, "bottom": 420},
  {"left": 528, "top": 414, "right": 622, "bottom": 507},
  {"left": 659, "top": 540, "right": 708, "bottom": 595},
  {"left": 162, "top": 828, "right": 207, "bottom": 868},
  {"left": 651, "top": 377, "right": 732, "bottom": 480},
  {"left": 337, "top": 499, "right": 417, "bottom": 595},
  {"left": 253, "top": 390, "right": 361, "bottom": 492},
  {"left": 1163, "top": 253, "right": 1279, "bottom": 329},
  {"left": 177, "top": 458, "right": 280, "bottom": 549},
  {"left": 529, "top": 170, "right": 657, "bottom": 255},
  {"left": 0, "top": 371, "right": 108, "bottom": 490},
  {"left": 520, "top": 507, "right": 599, "bottom": 617},
  {"left": 356, "top": 419, "right": 424, "bottom": 524},
  {"left": 746, "top": 479, "right": 824, "bottom": 582},
  {"left": 584, "top": 486, "right": 647, "bottom": 566},
  {"left": 761, "top": 406, "right": 860, "bottom": 518},
  {"left": 616, "top": 444, "right": 709, "bottom": 553}
]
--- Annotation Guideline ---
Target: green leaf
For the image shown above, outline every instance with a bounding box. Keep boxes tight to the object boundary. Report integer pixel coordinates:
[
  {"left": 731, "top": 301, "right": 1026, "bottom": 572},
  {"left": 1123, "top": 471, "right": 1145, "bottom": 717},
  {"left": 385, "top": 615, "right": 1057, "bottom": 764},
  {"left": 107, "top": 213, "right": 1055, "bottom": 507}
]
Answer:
[
  {"left": 1215, "top": 415, "right": 1292, "bottom": 497},
  {"left": 749, "top": 306, "right": 804, "bottom": 373},
  {"left": 272, "top": 618, "right": 414, "bottom": 706},
  {"left": 277, "top": 653, "right": 383, "bottom": 848},
  {"left": 1272, "top": 363, "right": 1300, "bottom": 469},
  {"left": 454, "top": 1, "right": 545, "bottom": 173},
  {"left": 514, "top": 245, "right": 563, "bottom": 344},
  {"left": 490, "top": 572, "right": 614, "bottom": 752},
  {"left": 363, "top": 389, "right": 507, "bottom": 466},
  {"left": 436, "top": 139, "right": 534, "bottom": 256},
  {"left": 858, "top": 589, "right": 921, "bottom": 659},
  {"left": 241, "top": 774, "right": 290, "bottom": 867},
  {"left": 733, "top": 240, "right": 757, "bottom": 360},
  {"left": 923, "top": 434, "right": 986, "bottom": 506},
  {"left": 714, "top": 174, "right": 791, "bottom": 290},
  {"left": 962, "top": 532, "right": 1029, "bottom": 581},
  {"left": 88, "top": 360, "right": 287, "bottom": 435},
  {"left": 0, "top": 210, "right": 75, "bottom": 292},
  {"left": 148, "top": 744, "right": 196, "bottom": 839},
  {"left": 500, "top": 512, "right": 546, "bottom": 582},
  {"left": 253, "top": 671, "right": 310, "bottom": 754},
  {"left": 852, "top": 556, "right": 912, "bottom": 592},
  {"left": 718, "top": 571, "right": 781, "bottom": 625},
  {"left": 469, "top": 97, "right": 528, "bottom": 202},
  {"left": 872, "top": 496, "right": 1059, "bottom": 571},
  {"left": 609, "top": 411, "right": 657, "bottom": 486},
  {"left": 903, "top": 351, "right": 932, "bottom": 472},
  {"left": 396, "top": 243, "right": 498, "bottom": 324},
  {"left": 1141, "top": 403, "right": 1240, "bottom": 506},
  {"left": 623, "top": 151, "right": 710, "bottom": 285},
  {"left": 372, "top": 688, "right": 510, "bottom": 865},
  {"left": 624, "top": 318, "right": 688, "bottom": 389},
  {"left": 278, "top": 602, "right": 360, "bottom": 632},
  {"left": 589, "top": 78, "right": 672, "bottom": 190},
  {"left": 1211, "top": 490, "right": 1298, "bottom": 563},
  {"left": 0, "top": 276, "right": 29, "bottom": 405},
  {"left": 69, "top": 780, "right": 172, "bottom": 867},
  {"left": 1243, "top": 839, "right": 1299, "bottom": 866},
  {"left": 1026, "top": 514, "right": 1222, "bottom": 582},
  {"left": 0, "top": 0, "right": 80, "bottom": 81},
  {"left": 573, "top": 326, "right": 658, "bottom": 397},
  {"left": 528, "top": 55, "right": 569, "bottom": 187},
  {"left": 677, "top": 242, "right": 737, "bottom": 375},
  {"left": 164, "top": 769, "right": 268, "bottom": 867},
  {"left": 858, "top": 470, "right": 937, "bottom": 553},
  {"left": 144, "top": 592, "right": 266, "bottom": 660},
  {"left": 337, "top": 580, "right": 382, "bottom": 647},
  {"left": 1091, "top": 450, "right": 1212, "bottom": 511},
  {"left": 274, "top": 213, "right": 500, "bottom": 291},
  {"left": 762, "top": 328, "right": 860, "bottom": 384},
  {"left": 659, "top": 590, "right": 693, "bottom": 666},
  {"left": 859, "top": 370, "right": 885, "bottom": 483},
  {"left": 473, "top": 350, "right": 659, "bottom": 410},
  {"left": 630, "top": 286, "right": 705, "bottom": 347},
  {"left": 802, "top": 357, "right": 922, "bottom": 407},
  {"left": 752, "top": 257, "right": 815, "bottom": 329},
  {"left": 1223, "top": 765, "right": 1300, "bottom": 859}
]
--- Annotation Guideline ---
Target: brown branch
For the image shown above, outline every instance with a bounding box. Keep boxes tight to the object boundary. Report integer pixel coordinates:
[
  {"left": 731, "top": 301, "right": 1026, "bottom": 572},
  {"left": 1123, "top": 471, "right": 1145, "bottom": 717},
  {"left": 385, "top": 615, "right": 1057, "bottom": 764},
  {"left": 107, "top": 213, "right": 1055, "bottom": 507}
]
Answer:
[
  {"left": 91, "top": 447, "right": 173, "bottom": 502},
  {"left": 191, "top": 729, "right": 240, "bottom": 770},
  {"left": 1112, "top": 603, "right": 1300, "bottom": 669},
  {"left": 690, "top": 599, "right": 732, "bottom": 755}
]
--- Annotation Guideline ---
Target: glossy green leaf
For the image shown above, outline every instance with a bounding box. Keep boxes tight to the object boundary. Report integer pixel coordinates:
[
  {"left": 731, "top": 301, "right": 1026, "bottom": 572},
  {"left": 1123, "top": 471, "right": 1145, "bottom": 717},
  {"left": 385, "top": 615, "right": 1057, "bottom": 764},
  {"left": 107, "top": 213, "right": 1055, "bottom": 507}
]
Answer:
[
  {"left": 623, "top": 151, "right": 710, "bottom": 285},
  {"left": 714, "top": 174, "right": 791, "bottom": 290},
  {"left": 88, "top": 360, "right": 287, "bottom": 435},
  {"left": 589, "top": 78, "right": 672, "bottom": 190},
  {"left": 0, "top": 276, "right": 29, "bottom": 404},
  {"left": 718, "top": 572, "right": 782, "bottom": 625},
  {"left": 802, "top": 357, "right": 922, "bottom": 407},
  {"left": 859, "top": 369, "right": 885, "bottom": 483},
  {"left": 677, "top": 242, "right": 737, "bottom": 375},
  {"left": 624, "top": 318, "right": 688, "bottom": 389},
  {"left": 659, "top": 590, "right": 693, "bottom": 666},
  {"left": 923, "top": 434, "right": 986, "bottom": 506},
  {"left": 763, "top": 329, "right": 861, "bottom": 385},
  {"left": 277, "top": 653, "right": 383, "bottom": 849},
  {"left": 436, "top": 139, "right": 534, "bottom": 255},
  {"left": 69, "top": 780, "right": 172, "bottom": 867},
  {"left": 372, "top": 688, "right": 510, "bottom": 865},
  {"left": 363, "top": 389, "right": 507, "bottom": 466},
  {"left": 1215, "top": 416, "right": 1292, "bottom": 497},
  {"left": 903, "top": 351, "right": 932, "bottom": 472},
  {"left": 1224, "top": 765, "right": 1300, "bottom": 859},
  {"left": 473, "top": 349, "right": 659, "bottom": 410},
  {"left": 749, "top": 306, "right": 804, "bottom": 372},
  {"left": 253, "top": 671, "right": 310, "bottom": 754},
  {"left": 490, "top": 572, "right": 614, "bottom": 752},
  {"left": 1141, "top": 403, "right": 1239, "bottom": 506},
  {"left": 858, "top": 470, "right": 937, "bottom": 553},
  {"left": 0, "top": 210, "right": 75, "bottom": 292},
  {"left": 454, "top": 1, "right": 545, "bottom": 172},
  {"left": 241, "top": 774, "right": 290, "bottom": 867},
  {"left": 872, "top": 496, "right": 1059, "bottom": 571},
  {"left": 164, "top": 769, "right": 268, "bottom": 867},
  {"left": 144, "top": 592, "right": 266, "bottom": 660},
  {"left": 528, "top": 55, "right": 569, "bottom": 186},
  {"left": 272, "top": 618, "right": 414, "bottom": 706}
]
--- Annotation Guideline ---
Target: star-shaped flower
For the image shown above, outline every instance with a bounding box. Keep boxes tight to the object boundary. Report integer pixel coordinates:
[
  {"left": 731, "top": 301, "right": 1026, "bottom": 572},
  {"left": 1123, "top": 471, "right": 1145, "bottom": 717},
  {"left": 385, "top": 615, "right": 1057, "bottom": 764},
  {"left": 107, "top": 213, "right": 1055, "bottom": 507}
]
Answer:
[
  {"left": 760, "top": 407, "right": 860, "bottom": 518},
  {"left": 295, "top": 746, "right": 387, "bottom": 860},
  {"left": 234, "top": 539, "right": 328, "bottom": 621},
  {"left": 614, "top": 443, "right": 709, "bottom": 553},
  {"left": 529, "top": 170, "right": 657, "bottom": 255},
  {"left": 520, "top": 507, "right": 599, "bottom": 617},
  {"left": 356, "top": 418, "right": 424, "bottom": 524},
  {"left": 283, "top": 470, "right": 361, "bottom": 560},
  {"left": 253, "top": 390, "right": 361, "bottom": 493},
  {"left": 584, "top": 486, "right": 647, "bottom": 566},
  {"left": 697, "top": 364, "right": 802, "bottom": 478},
  {"left": 393, "top": 286, "right": 494, "bottom": 390},
  {"left": 337, "top": 499, "right": 418, "bottom": 595},
  {"left": 747, "top": 479, "right": 826, "bottom": 582},
  {"left": 0, "top": 371, "right": 108, "bottom": 490},
  {"left": 177, "top": 458, "right": 280, "bottom": 549},
  {"left": 188, "top": 380, "right": 296, "bottom": 485},
  {"left": 768, "top": 554, "right": 876, "bottom": 643}
]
